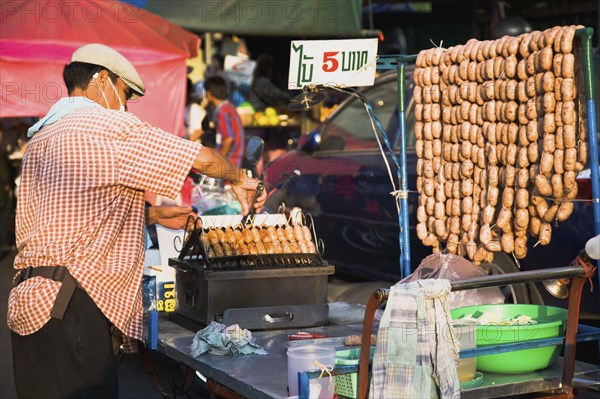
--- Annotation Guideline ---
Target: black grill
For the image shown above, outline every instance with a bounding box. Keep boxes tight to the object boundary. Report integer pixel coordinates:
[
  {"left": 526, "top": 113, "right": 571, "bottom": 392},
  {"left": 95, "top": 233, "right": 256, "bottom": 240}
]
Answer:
[{"left": 168, "top": 214, "right": 334, "bottom": 331}]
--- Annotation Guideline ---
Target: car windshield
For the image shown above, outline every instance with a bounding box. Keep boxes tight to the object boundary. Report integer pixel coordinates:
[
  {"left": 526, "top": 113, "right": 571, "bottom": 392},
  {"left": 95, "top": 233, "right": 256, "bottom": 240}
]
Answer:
[{"left": 319, "top": 78, "right": 399, "bottom": 151}]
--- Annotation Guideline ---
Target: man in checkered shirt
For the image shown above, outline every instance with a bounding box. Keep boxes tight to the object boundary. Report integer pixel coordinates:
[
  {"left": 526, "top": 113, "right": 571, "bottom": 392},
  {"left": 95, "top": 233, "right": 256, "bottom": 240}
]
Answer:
[{"left": 8, "top": 43, "right": 266, "bottom": 399}]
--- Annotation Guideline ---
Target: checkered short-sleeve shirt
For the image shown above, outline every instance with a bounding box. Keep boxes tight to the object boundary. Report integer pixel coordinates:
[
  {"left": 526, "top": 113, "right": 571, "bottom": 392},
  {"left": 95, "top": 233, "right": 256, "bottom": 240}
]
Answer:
[{"left": 8, "top": 107, "right": 201, "bottom": 346}]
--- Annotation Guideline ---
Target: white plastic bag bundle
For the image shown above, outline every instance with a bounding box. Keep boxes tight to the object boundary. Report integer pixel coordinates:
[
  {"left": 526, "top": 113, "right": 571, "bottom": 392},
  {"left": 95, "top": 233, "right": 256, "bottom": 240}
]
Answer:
[
  {"left": 191, "top": 176, "right": 237, "bottom": 214},
  {"left": 401, "top": 253, "right": 505, "bottom": 309}
]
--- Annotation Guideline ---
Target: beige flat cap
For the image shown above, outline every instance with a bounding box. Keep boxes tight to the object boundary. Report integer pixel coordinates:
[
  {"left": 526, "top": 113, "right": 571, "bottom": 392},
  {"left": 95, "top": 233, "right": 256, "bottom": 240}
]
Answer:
[{"left": 71, "top": 43, "right": 145, "bottom": 98}]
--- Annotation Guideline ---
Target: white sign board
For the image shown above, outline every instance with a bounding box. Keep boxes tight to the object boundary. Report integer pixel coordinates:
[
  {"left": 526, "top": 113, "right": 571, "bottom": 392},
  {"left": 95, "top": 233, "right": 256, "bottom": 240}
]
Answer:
[
  {"left": 224, "top": 55, "right": 256, "bottom": 86},
  {"left": 288, "top": 38, "right": 378, "bottom": 89}
]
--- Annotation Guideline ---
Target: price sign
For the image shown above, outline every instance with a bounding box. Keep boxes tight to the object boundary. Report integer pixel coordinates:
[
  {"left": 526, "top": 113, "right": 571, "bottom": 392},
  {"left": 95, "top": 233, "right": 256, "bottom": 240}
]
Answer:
[
  {"left": 288, "top": 38, "right": 378, "bottom": 89},
  {"left": 157, "top": 282, "right": 176, "bottom": 312}
]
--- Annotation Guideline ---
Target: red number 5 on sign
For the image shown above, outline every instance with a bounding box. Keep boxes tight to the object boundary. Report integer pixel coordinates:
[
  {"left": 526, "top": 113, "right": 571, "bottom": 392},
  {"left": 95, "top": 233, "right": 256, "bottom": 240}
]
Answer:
[{"left": 322, "top": 51, "right": 339, "bottom": 72}]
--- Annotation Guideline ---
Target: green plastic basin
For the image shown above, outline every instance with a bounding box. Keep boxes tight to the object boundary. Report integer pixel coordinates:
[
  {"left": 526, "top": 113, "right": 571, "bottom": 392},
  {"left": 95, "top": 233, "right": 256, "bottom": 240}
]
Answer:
[{"left": 451, "top": 304, "right": 568, "bottom": 374}]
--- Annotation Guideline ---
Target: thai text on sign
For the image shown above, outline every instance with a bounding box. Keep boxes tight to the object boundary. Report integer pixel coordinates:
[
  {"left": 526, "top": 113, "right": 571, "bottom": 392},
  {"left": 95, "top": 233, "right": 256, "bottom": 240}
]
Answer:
[{"left": 288, "top": 38, "right": 378, "bottom": 89}]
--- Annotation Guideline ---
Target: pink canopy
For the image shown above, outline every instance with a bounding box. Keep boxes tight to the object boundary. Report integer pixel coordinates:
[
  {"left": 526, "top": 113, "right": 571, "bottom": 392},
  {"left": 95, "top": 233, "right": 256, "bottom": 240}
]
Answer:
[{"left": 0, "top": 0, "right": 200, "bottom": 135}]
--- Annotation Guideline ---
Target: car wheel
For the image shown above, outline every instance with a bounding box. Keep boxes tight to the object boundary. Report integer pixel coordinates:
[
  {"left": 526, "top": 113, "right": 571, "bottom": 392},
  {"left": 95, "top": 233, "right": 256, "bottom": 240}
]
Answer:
[{"left": 482, "top": 252, "right": 545, "bottom": 305}]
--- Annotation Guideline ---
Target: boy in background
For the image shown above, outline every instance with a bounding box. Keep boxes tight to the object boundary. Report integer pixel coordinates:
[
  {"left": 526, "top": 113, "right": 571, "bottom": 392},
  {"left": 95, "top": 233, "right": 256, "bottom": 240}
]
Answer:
[{"left": 204, "top": 76, "right": 245, "bottom": 167}]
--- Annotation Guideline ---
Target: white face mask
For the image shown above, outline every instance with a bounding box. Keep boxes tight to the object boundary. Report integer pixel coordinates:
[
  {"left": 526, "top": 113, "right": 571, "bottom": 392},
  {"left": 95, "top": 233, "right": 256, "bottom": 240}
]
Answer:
[{"left": 93, "top": 72, "right": 125, "bottom": 112}]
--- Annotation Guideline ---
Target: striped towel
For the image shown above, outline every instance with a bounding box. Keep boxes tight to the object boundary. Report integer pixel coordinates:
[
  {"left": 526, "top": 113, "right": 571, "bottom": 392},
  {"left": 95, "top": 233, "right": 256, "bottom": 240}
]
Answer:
[{"left": 369, "top": 279, "right": 460, "bottom": 399}]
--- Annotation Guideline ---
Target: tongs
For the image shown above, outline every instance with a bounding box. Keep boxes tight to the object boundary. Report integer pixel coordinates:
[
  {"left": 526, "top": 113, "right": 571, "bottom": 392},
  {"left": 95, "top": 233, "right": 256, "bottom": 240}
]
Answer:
[{"left": 241, "top": 182, "right": 264, "bottom": 225}]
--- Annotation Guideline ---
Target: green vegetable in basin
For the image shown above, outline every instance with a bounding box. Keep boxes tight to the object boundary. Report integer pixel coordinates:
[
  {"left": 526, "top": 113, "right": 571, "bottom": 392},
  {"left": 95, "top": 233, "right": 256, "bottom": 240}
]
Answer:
[{"left": 451, "top": 304, "right": 568, "bottom": 374}]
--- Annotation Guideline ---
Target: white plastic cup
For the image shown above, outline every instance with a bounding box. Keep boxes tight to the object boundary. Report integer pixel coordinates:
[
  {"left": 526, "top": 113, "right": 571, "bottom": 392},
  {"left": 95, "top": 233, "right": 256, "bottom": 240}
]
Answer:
[{"left": 287, "top": 345, "right": 336, "bottom": 398}]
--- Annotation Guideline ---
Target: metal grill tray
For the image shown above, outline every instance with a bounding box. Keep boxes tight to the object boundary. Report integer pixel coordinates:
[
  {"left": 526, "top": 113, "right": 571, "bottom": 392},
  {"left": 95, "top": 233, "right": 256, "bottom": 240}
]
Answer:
[
  {"left": 176, "top": 252, "right": 325, "bottom": 271},
  {"left": 169, "top": 256, "right": 332, "bottom": 276}
]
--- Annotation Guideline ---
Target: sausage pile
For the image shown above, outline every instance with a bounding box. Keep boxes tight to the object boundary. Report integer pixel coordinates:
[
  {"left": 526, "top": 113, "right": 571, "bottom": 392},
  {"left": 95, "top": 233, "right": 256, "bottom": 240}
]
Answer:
[
  {"left": 202, "top": 224, "right": 317, "bottom": 258},
  {"left": 414, "top": 25, "right": 588, "bottom": 262}
]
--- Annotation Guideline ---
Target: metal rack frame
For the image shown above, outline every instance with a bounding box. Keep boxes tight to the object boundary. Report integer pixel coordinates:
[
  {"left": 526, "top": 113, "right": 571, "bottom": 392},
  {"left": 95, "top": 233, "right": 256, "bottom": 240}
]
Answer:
[
  {"left": 297, "top": 263, "right": 597, "bottom": 399},
  {"left": 299, "top": 26, "right": 600, "bottom": 399},
  {"left": 375, "top": 28, "right": 599, "bottom": 279},
  {"left": 355, "top": 264, "right": 597, "bottom": 399},
  {"left": 176, "top": 213, "right": 326, "bottom": 269}
]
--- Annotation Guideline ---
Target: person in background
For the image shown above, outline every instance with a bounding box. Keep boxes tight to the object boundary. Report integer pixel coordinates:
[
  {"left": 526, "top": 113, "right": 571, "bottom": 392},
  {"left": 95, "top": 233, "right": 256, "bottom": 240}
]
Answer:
[
  {"left": 184, "top": 78, "right": 206, "bottom": 143},
  {"left": 205, "top": 53, "right": 248, "bottom": 106},
  {"left": 206, "top": 54, "right": 230, "bottom": 89},
  {"left": 8, "top": 43, "right": 265, "bottom": 399},
  {"left": 190, "top": 81, "right": 217, "bottom": 148},
  {"left": 204, "top": 76, "right": 245, "bottom": 167},
  {"left": 178, "top": 78, "right": 207, "bottom": 206}
]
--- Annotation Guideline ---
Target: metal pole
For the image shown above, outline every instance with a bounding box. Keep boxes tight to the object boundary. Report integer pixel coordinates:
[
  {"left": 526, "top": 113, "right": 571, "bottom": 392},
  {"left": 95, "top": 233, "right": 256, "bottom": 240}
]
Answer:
[
  {"left": 357, "top": 288, "right": 385, "bottom": 399},
  {"left": 577, "top": 26, "right": 600, "bottom": 360},
  {"left": 562, "top": 276, "right": 587, "bottom": 397},
  {"left": 396, "top": 60, "right": 411, "bottom": 279},
  {"left": 578, "top": 27, "right": 600, "bottom": 239},
  {"left": 372, "top": 265, "right": 588, "bottom": 300},
  {"left": 204, "top": 33, "right": 213, "bottom": 67},
  {"left": 450, "top": 266, "right": 588, "bottom": 291},
  {"left": 376, "top": 54, "right": 417, "bottom": 279}
]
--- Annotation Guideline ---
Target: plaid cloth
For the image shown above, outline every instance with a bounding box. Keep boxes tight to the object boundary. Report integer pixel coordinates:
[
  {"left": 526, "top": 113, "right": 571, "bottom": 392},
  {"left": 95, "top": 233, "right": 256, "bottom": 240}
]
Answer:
[
  {"left": 369, "top": 279, "right": 460, "bottom": 399},
  {"left": 9, "top": 107, "right": 201, "bottom": 351}
]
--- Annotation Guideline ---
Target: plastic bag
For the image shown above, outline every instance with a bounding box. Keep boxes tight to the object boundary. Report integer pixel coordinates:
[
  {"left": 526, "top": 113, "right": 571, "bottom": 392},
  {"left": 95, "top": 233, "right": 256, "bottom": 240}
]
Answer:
[
  {"left": 191, "top": 176, "right": 239, "bottom": 215},
  {"left": 401, "top": 253, "right": 505, "bottom": 309}
]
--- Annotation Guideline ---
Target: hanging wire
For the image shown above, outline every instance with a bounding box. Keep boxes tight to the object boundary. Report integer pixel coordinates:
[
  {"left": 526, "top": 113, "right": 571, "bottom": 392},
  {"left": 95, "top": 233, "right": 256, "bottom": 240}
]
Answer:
[
  {"left": 319, "top": 84, "right": 408, "bottom": 271},
  {"left": 321, "top": 85, "right": 402, "bottom": 201}
]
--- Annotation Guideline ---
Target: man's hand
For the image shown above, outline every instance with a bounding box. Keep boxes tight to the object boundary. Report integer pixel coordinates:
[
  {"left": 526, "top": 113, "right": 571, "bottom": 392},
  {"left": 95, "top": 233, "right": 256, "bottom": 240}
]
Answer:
[
  {"left": 231, "top": 175, "right": 267, "bottom": 215},
  {"left": 145, "top": 206, "right": 197, "bottom": 230},
  {"left": 190, "top": 146, "right": 267, "bottom": 215}
]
